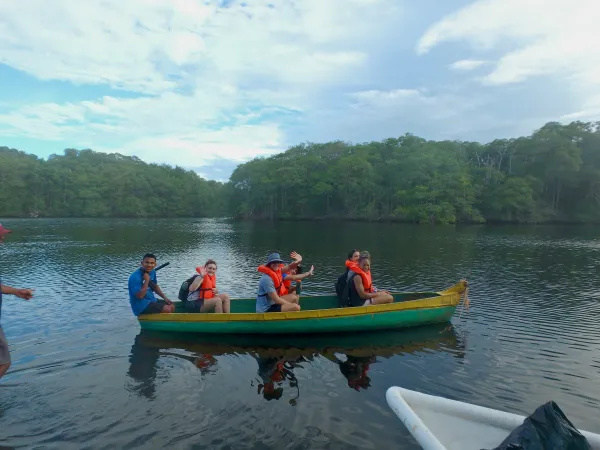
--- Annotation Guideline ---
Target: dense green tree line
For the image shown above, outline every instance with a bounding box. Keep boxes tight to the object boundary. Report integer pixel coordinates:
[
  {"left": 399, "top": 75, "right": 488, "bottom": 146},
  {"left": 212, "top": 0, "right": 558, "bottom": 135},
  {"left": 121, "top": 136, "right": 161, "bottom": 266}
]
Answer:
[
  {"left": 0, "top": 148, "right": 228, "bottom": 218},
  {"left": 230, "top": 121, "right": 600, "bottom": 223},
  {"left": 2, "top": 120, "right": 600, "bottom": 222}
]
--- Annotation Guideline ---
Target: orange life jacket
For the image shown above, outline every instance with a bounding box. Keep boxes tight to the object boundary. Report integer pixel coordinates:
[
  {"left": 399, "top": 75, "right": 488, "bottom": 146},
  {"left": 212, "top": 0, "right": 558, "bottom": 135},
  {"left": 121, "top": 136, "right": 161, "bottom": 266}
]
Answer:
[
  {"left": 257, "top": 265, "right": 288, "bottom": 296},
  {"left": 199, "top": 274, "right": 216, "bottom": 299},
  {"left": 346, "top": 261, "right": 373, "bottom": 293}
]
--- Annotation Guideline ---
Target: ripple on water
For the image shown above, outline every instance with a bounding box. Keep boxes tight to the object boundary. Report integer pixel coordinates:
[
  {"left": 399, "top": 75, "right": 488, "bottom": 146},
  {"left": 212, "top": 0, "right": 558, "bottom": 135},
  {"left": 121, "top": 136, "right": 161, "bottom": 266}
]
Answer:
[{"left": 1, "top": 220, "right": 600, "bottom": 448}]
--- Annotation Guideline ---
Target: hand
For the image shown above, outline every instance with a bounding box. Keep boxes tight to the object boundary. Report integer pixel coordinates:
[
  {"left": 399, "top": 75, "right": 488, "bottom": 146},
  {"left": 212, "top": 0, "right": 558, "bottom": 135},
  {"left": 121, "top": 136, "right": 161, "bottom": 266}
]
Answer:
[
  {"left": 164, "top": 298, "right": 173, "bottom": 305},
  {"left": 308, "top": 265, "right": 315, "bottom": 276},
  {"left": 16, "top": 288, "right": 34, "bottom": 300},
  {"left": 290, "top": 251, "right": 302, "bottom": 264},
  {"left": 196, "top": 266, "right": 207, "bottom": 277},
  {"left": 211, "top": 288, "right": 218, "bottom": 294}
]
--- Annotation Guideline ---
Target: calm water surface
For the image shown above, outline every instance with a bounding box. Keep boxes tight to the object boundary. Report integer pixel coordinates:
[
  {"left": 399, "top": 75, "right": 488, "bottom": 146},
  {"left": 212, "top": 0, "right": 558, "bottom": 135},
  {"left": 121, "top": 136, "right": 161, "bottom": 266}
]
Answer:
[{"left": 1, "top": 219, "right": 600, "bottom": 449}]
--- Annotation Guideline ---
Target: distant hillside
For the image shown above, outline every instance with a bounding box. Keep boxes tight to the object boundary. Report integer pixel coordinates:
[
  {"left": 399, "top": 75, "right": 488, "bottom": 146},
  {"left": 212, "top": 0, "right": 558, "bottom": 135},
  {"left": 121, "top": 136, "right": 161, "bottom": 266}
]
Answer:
[
  {"left": 229, "top": 121, "right": 600, "bottom": 224},
  {"left": 0, "top": 148, "right": 229, "bottom": 218}
]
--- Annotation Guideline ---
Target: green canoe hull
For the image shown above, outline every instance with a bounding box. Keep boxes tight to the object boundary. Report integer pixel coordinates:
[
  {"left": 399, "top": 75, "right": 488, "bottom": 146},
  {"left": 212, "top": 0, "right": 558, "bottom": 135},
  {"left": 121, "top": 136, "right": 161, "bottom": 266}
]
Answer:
[
  {"left": 137, "top": 281, "right": 468, "bottom": 335},
  {"left": 139, "top": 304, "right": 458, "bottom": 334}
]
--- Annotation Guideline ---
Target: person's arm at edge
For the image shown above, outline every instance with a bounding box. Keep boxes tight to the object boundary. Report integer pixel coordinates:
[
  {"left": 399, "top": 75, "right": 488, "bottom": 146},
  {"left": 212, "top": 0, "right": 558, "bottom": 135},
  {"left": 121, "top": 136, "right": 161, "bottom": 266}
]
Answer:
[{"left": 1, "top": 284, "right": 34, "bottom": 299}]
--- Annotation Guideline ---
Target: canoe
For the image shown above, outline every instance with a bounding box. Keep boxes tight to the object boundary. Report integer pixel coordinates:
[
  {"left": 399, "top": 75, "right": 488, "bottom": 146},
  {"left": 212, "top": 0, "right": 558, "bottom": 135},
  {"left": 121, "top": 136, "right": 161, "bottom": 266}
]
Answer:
[
  {"left": 385, "top": 387, "right": 600, "bottom": 450},
  {"left": 137, "top": 280, "right": 468, "bottom": 334}
]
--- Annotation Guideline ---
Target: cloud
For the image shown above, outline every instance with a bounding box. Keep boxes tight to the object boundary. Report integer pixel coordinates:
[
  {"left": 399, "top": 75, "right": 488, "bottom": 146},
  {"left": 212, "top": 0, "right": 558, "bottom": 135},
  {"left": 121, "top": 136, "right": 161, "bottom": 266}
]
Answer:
[
  {"left": 418, "top": 0, "right": 600, "bottom": 86},
  {"left": 0, "top": 0, "right": 405, "bottom": 175},
  {"left": 449, "top": 59, "right": 488, "bottom": 71},
  {"left": 415, "top": 0, "right": 600, "bottom": 134},
  {"left": 0, "top": 0, "right": 389, "bottom": 92},
  {"left": 1, "top": 0, "right": 599, "bottom": 181}
]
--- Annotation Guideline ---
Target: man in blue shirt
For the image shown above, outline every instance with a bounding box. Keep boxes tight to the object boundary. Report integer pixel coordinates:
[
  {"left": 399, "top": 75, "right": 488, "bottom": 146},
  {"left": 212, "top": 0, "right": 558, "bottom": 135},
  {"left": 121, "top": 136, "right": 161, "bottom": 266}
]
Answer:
[
  {"left": 1, "top": 224, "right": 35, "bottom": 382},
  {"left": 128, "top": 253, "right": 174, "bottom": 316}
]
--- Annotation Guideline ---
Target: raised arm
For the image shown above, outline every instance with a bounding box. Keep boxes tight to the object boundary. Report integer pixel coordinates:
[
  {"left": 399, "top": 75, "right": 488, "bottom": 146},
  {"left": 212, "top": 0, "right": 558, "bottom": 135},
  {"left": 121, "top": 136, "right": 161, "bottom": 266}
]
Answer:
[
  {"left": 188, "top": 275, "right": 204, "bottom": 293},
  {"left": 283, "top": 265, "right": 315, "bottom": 281},
  {"left": 282, "top": 251, "right": 302, "bottom": 273}
]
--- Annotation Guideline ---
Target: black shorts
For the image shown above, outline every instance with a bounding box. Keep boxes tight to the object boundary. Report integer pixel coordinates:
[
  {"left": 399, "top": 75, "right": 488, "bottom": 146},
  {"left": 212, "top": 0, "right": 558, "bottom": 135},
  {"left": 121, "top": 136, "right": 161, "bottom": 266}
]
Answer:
[
  {"left": 266, "top": 304, "right": 282, "bottom": 313},
  {"left": 185, "top": 299, "right": 204, "bottom": 313},
  {"left": 140, "top": 300, "right": 167, "bottom": 315}
]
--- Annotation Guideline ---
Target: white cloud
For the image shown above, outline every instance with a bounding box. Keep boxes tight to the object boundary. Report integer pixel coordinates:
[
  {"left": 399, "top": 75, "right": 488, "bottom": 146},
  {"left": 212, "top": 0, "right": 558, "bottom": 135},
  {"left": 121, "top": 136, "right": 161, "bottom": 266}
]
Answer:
[
  {"left": 1, "top": 0, "right": 599, "bottom": 179},
  {"left": 449, "top": 59, "right": 487, "bottom": 71},
  {"left": 0, "top": 91, "right": 283, "bottom": 165},
  {"left": 418, "top": 0, "right": 600, "bottom": 86},
  {"left": 416, "top": 0, "right": 600, "bottom": 127},
  {"left": 0, "top": 0, "right": 394, "bottom": 93},
  {"left": 0, "top": 0, "right": 405, "bottom": 174},
  {"left": 350, "top": 88, "right": 483, "bottom": 121}
]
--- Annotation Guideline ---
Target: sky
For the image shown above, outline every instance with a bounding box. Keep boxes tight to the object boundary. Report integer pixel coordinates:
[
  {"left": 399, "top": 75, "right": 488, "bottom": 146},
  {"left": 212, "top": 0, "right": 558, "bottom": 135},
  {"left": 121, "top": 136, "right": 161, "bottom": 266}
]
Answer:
[{"left": 0, "top": 0, "right": 599, "bottom": 181}]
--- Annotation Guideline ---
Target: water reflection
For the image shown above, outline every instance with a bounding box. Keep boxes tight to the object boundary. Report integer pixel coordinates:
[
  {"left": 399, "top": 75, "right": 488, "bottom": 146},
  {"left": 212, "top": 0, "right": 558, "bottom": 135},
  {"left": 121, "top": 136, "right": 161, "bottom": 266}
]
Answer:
[{"left": 129, "top": 323, "right": 465, "bottom": 405}]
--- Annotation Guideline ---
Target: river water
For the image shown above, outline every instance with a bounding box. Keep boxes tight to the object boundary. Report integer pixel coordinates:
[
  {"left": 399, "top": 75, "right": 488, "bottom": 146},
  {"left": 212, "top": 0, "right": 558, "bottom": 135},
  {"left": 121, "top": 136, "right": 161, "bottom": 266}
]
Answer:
[{"left": 0, "top": 218, "right": 599, "bottom": 449}]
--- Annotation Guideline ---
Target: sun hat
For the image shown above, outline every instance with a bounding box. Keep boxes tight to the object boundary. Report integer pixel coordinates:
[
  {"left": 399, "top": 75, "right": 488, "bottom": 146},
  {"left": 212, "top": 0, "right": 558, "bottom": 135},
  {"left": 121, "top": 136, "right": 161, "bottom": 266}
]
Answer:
[{"left": 265, "top": 252, "right": 285, "bottom": 265}]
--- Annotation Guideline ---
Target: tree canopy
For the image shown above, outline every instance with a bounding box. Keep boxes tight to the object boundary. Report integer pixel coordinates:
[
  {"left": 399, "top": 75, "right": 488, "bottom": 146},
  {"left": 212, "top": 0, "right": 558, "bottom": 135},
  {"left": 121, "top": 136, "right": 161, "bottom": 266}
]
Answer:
[
  {"left": 229, "top": 121, "right": 600, "bottom": 224},
  {"left": 0, "top": 148, "right": 228, "bottom": 218},
  {"left": 2, "top": 120, "right": 600, "bottom": 223}
]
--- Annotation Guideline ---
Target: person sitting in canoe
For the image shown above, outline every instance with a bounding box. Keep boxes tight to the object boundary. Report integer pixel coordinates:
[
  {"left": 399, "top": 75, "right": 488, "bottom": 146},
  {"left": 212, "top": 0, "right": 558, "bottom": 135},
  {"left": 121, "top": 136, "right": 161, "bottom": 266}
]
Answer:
[
  {"left": 256, "top": 252, "right": 307, "bottom": 313},
  {"left": 281, "top": 263, "right": 315, "bottom": 296},
  {"left": 186, "top": 259, "right": 231, "bottom": 313},
  {"left": 128, "top": 253, "right": 175, "bottom": 316},
  {"left": 335, "top": 248, "right": 363, "bottom": 303},
  {"left": 347, "top": 255, "right": 393, "bottom": 306}
]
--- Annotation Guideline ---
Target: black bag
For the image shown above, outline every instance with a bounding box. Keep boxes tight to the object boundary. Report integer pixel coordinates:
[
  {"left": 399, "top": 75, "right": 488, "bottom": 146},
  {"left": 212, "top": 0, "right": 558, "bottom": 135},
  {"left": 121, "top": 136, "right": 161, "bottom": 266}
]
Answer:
[
  {"left": 178, "top": 275, "right": 198, "bottom": 302},
  {"left": 335, "top": 271, "right": 350, "bottom": 307},
  {"left": 486, "top": 401, "right": 592, "bottom": 450}
]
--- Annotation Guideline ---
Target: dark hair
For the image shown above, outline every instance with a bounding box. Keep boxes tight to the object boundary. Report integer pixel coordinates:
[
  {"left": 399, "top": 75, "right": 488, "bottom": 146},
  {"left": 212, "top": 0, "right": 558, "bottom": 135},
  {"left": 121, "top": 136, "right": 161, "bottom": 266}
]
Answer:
[
  {"left": 205, "top": 259, "right": 217, "bottom": 268},
  {"left": 142, "top": 253, "right": 156, "bottom": 261},
  {"left": 347, "top": 249, "right": 360, "bottom": 260}
]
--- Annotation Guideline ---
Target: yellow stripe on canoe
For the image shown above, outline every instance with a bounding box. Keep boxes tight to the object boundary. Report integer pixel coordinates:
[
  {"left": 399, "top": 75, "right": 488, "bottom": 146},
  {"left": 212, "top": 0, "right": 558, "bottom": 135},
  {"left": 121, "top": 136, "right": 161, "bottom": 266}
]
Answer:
[{"left": 138, "top": 280, "right": 467, "bottom": 324}]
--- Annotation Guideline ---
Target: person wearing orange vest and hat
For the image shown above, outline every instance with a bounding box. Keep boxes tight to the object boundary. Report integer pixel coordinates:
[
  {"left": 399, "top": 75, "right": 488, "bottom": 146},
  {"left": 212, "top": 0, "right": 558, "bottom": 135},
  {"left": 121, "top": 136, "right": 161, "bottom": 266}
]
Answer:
[
  {"left": 0, "top": 224, "right": 35, "bottom": 382},
  {"left": 256, "top": 252, "right": 310, "bottom": 313},
  {"left": 186, "top": 259, "right": 231, "bottom": 313},
  {"left": 347, "top": 254, "right": 393, "bottom": 307}
]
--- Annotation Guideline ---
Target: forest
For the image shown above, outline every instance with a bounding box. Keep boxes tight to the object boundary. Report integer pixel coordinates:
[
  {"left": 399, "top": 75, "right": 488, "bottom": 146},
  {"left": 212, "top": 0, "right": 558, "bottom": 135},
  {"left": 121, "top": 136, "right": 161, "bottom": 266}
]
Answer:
[
  {"left": 1, "top": 120, "right": 600, "bottom": 223},
  {"left": 0, "top": 148, "right": 228, "bottom": 218}
]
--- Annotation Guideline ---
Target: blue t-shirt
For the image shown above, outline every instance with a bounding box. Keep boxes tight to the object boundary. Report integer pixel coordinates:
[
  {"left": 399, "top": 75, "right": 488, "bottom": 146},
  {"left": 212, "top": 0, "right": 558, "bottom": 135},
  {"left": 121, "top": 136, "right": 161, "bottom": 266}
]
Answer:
[
  {"left": 256, "top": 274, "right": 277, "bottom": 312},
  {"left": 128, "top": 269, "right": 157, "bottom": 316}
]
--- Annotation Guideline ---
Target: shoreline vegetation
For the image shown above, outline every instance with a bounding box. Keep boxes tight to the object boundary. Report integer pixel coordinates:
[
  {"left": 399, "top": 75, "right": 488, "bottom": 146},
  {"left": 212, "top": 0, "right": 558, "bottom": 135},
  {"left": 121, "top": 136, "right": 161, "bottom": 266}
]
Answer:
[{"left": 1, "top": 120, "right": 599, "bottom": 224}]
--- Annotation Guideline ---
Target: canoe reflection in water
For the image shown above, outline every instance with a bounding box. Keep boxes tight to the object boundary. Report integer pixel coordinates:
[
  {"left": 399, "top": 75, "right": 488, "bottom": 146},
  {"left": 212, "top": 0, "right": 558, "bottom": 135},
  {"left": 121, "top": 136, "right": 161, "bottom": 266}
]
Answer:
[{"left": 126, "top": 322, "right": 466, "bottom": 402}]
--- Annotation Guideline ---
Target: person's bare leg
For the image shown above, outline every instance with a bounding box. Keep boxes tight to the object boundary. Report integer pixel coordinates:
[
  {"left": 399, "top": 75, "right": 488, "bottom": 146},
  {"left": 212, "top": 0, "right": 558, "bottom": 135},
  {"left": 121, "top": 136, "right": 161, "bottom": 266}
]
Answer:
[
  {"left": 280, "top": 303, "right": 301, "bottom": 312},
  {"left": 368, "top": 293, "right": 394, "bottom": 305},
  {"left": 216, "top": 293, "right": 230, "bottom": 313},
  {"left": 282, "top": 293, "right": 299, "bottom": 304},
  {"left": 200, "top": 298, "right": 223, "bottom": 313}
]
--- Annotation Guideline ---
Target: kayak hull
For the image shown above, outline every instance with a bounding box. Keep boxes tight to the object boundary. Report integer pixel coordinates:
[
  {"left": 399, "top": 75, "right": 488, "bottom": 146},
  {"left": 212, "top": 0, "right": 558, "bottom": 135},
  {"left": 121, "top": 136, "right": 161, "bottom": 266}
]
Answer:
[
  {"left": 137, "top": 281, "right": 468, "bottom": 334},
  {"left": 385, "top": 386, "right": 600, "bottom": 450}
]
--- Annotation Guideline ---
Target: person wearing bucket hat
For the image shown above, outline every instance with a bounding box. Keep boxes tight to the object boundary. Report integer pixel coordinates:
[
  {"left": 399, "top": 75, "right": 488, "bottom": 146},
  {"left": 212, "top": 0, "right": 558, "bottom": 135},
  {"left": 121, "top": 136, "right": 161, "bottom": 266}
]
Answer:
[
  {"left": 256, "top": 251, "right": 307, "bottom": 313},
  {"left": 0, "top": 224, "right": 35, "bottom": 381}
]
